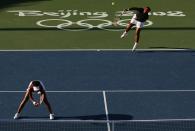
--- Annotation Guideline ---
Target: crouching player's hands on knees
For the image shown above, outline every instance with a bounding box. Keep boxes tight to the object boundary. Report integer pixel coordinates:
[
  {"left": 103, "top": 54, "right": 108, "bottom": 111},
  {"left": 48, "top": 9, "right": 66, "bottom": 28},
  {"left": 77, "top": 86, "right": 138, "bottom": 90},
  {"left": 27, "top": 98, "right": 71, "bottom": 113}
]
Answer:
[{"left": 33, "top": 101, "right": 40, "bottom": 107}]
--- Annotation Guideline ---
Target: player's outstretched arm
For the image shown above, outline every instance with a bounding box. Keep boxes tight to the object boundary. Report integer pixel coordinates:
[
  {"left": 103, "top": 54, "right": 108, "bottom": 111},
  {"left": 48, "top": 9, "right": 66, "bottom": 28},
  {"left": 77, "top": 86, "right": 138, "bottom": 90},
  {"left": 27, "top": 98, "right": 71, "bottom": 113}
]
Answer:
[{"left": 27, "top": 82, "right": 39, "bottom": 106}]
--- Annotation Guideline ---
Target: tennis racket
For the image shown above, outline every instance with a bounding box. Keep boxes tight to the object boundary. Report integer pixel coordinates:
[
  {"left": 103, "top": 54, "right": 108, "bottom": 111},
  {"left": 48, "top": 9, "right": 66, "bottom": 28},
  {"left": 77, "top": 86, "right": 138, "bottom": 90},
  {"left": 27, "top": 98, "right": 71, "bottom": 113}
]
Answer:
[{"left": 113, "top": 10, "right": 125, "bottom": 26}]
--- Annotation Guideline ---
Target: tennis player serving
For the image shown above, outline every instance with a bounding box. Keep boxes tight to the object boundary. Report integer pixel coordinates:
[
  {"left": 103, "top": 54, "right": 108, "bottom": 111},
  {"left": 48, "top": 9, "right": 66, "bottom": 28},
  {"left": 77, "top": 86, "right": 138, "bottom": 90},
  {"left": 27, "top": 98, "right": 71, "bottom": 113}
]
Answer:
[
  {"left": 121, "top": 6, "right": 151, "bottom": 51},
  {"left": 14, "top": 80, "right": 54, "bottom": 120}
]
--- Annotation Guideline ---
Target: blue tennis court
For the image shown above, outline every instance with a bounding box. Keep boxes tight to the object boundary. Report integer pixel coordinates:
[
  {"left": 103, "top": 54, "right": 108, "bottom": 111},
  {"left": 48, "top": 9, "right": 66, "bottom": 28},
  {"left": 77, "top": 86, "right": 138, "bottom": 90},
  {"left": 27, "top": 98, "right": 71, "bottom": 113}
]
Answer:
[{"left": 0, "top": 50, "right": 195, "bottom": 130}]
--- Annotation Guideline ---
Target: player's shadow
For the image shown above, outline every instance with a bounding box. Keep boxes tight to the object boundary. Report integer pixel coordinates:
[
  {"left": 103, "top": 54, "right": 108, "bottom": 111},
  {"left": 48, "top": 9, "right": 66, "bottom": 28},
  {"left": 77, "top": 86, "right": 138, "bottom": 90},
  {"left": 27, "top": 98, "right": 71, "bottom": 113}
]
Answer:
[
  {"left": 19, "top": 114, "right": 133, "bottom": 120},
  {"left": 0, "top": 0, "right": 51, "bottom": 9},
  {"left": 19, "top": 116, "right": 49, "bottom": 119},
  {"left": 56, "top": 114, "right": 134, "bottom": 120},
  {"left": 149, "top": 47, "right": 190, "bottom": 50}
]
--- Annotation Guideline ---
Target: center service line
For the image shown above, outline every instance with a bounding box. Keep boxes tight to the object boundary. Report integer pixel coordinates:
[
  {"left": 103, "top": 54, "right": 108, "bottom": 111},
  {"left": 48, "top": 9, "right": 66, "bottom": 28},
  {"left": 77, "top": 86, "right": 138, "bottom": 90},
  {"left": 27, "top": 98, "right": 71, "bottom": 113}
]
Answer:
[{"left": 103, "top": 91, "right": 111, "bottom": 131}]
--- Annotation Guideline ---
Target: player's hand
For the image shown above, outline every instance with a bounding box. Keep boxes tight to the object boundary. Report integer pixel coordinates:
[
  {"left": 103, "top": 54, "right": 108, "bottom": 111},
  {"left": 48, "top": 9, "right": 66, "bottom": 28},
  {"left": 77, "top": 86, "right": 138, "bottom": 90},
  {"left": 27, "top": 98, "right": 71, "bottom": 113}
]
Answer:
[{"left": 33, "top": 101, "right": 40, "bottom": 107}]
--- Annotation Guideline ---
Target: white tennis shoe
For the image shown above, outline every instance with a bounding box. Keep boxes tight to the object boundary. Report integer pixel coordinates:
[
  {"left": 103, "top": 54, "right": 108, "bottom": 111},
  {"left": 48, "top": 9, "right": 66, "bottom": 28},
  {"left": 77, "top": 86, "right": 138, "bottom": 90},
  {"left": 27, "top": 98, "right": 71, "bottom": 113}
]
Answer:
[
  {"left": 49, "top": 114, "right": 54, "bottom": 120},
  {"left": 14, "top": 113, "right": 20, "bottom": 119},
  {"left": 121, "top": 31, "right": 127, "bottom": 38}
]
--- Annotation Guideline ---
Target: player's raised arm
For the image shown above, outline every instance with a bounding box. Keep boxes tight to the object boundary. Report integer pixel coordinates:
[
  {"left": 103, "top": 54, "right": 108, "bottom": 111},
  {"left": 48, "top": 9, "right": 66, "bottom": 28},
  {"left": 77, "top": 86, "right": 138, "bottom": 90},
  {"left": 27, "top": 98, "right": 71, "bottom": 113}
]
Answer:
[{"left": 124, "top": 7, "right": 141, "bottom": 11}]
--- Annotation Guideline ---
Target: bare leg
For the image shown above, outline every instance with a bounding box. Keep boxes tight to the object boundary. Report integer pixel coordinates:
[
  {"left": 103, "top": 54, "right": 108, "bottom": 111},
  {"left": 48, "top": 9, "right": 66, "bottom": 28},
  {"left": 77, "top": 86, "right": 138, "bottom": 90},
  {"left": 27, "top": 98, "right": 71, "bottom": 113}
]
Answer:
[
  {"left": 132, "top": 28, "right": 141, "bottom": 51},
  {"left": 126, "top": 22, "right": 134, "bottom": 33},
  {"left": 14, "top": 92, "right": 29, "bottom": 119},
  {"left": 121, "top": 22, "right": 135, "bottom": 38},
  {"left": 43, "top": 95, "right": 54, "bottom": 120},
  {"left": 17, "top": 92, "right": 29, "bottom": 113},
  {"left": 43, "top": 95, "right": 53, "bottom": 114},
  {"left": 135, "top": 28, "right": 141, "bottom": 43}
]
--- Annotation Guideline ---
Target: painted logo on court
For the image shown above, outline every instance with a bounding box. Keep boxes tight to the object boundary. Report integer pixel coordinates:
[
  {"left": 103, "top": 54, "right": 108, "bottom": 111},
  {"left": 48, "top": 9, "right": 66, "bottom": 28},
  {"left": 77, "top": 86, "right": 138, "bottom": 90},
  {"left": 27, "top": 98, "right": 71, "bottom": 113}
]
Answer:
[
  {"left": 8, "top": 10, "right": 186, "bottom": 31},
  {"left": 36, "top": 19, "right": 153, "bottom": 31}
]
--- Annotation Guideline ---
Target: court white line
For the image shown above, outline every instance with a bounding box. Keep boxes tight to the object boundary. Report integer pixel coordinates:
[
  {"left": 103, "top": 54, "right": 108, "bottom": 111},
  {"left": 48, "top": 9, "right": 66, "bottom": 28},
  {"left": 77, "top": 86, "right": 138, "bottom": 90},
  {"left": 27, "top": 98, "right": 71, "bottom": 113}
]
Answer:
[
  {"left": 0, "top": 48, "right": 190, "bottom": 52},
  {"left": 1, "top": 90, "right": 195, "bottom": 93},
  {"left": 103, "top": 91, "right": 111, "bottom": 131}
]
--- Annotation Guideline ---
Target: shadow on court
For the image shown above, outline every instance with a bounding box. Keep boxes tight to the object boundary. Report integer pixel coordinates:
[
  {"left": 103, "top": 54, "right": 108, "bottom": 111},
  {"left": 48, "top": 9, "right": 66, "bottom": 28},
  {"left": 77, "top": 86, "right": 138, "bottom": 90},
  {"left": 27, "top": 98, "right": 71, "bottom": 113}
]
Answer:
[
  {"left": 19, "top": 114, "right": 134, "bottom": 120},
  {"left": 149, "top": 47, "right": 191, "bottom": 50},
  {"left": 0, "top": 0, "right": 51, "bottom": 9},
  {"left": 57, "top": 114, "right": 133, "bottom": 120}
]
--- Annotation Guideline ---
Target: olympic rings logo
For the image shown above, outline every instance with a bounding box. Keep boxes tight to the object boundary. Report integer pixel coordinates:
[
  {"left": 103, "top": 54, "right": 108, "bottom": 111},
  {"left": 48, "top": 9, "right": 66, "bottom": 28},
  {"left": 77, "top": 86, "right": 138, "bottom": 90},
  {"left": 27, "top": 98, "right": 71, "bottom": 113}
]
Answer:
[{"left": 37, "top": 19, "right": 153, "bottom": 31}]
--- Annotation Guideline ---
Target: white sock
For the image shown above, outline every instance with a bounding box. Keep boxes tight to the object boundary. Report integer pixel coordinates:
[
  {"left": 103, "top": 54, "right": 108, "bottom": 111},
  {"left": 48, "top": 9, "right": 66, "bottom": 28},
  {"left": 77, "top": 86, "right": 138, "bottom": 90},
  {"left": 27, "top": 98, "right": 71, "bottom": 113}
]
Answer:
[{"left": 132, "top": 42, "right": 138, "bottom": 51}]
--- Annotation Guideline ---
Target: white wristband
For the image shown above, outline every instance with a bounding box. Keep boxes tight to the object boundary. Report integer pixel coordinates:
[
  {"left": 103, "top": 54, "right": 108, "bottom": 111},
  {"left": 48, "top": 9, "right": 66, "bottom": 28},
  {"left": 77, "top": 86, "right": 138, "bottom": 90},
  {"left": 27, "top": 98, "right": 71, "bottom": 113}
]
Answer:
[{"left": 33, "top": 101, "right": 36, "bottom": 105}]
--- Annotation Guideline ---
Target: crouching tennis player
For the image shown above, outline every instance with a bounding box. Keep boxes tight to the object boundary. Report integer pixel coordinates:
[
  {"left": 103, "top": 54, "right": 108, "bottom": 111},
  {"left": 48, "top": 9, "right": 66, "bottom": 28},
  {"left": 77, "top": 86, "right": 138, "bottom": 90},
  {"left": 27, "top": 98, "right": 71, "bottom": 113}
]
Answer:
[{"left": 14, "top": 80, "right": 54, "bottom": 120}]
